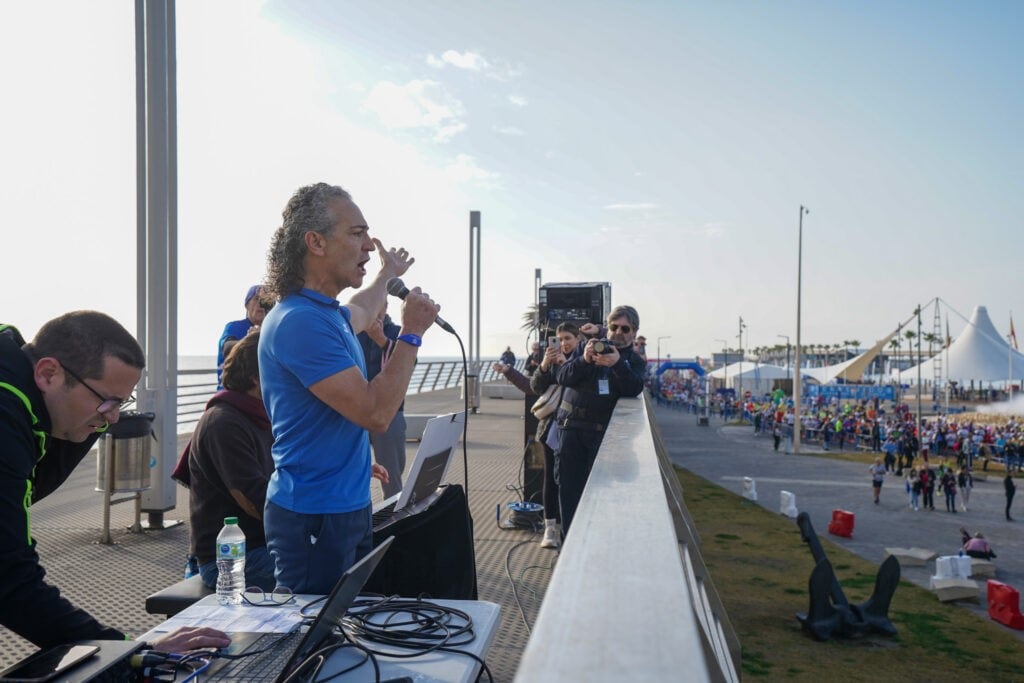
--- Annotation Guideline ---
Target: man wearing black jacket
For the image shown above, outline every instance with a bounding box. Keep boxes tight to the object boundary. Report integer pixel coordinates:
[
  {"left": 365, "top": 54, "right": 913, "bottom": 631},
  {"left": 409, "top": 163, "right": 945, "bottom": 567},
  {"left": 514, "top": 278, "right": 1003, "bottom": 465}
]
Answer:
[
  {"left": 551, "top": 305, "right": 646, "bottom": 534},
  {"left": 0, "top": 312, "right": 228, "bottom": 652}
]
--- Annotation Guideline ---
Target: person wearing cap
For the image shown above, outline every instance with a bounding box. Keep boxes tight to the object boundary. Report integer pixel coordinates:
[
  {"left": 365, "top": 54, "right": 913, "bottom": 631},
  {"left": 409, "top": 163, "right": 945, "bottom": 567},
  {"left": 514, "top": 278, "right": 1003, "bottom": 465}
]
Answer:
[{"left": 216, "top": 285, "right": 269, "bottom": 386}]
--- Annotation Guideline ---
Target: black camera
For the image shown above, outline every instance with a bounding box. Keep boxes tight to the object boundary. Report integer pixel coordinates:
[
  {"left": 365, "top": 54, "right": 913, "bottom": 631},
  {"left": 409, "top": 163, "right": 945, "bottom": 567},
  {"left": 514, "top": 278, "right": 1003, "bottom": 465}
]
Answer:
[{"left": 592, "top": 340, "right": 616, "bottom": 354}]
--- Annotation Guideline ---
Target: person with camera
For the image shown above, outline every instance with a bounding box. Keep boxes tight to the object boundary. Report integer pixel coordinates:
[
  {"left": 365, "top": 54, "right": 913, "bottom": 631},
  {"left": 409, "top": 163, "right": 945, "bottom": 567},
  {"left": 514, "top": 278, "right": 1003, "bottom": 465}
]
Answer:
[{"left": 550, "top": 306, "right": 646, "bottom": 534}]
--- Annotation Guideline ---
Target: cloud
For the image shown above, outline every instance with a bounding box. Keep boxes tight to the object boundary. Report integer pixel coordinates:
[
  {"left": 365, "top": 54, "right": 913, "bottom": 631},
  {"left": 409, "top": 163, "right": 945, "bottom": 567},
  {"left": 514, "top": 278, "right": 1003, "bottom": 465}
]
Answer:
[
  {"left": 508, "top": 95, "right": 528, "bottom": 107},
  {"left": 427, "top": 49, "right": 490, "bottom": 72},
  {"left": 493, "top": 124, "right": 525, "bottom": 136},
  {"left": 603, "top": 202, "right": 658, "bottom": 210},
  {"left": 444, "top": 153, "right": 499, "bottom": 187},
  {"left": 694, "top": 222, "right": 727, "bottom": 238},
  {"left": 362, "top": 79, "right": 466, "bottom": 142}
]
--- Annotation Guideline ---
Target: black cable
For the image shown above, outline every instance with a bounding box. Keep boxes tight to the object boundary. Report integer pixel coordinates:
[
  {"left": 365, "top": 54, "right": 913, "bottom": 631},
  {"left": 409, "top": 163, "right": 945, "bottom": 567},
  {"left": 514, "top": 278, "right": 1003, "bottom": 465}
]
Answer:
[{"left": 343, "top": 596, "right": 476, "bottom": 653}]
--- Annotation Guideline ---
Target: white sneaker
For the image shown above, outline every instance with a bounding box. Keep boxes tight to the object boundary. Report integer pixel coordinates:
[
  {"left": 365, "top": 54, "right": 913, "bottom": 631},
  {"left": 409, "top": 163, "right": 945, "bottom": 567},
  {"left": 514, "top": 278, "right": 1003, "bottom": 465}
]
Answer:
[{"left": 540, "top": 521, "right": 561, "bottom": 549}]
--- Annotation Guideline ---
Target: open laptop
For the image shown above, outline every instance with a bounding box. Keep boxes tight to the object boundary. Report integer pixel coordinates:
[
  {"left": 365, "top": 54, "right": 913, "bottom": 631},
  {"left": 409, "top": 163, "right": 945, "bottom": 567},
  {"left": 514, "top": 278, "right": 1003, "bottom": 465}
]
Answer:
[
  {"left": 372, "top": 412, "right": 464, "bottom": 531},
  {"left": 203, "top": 536, "right": 394, "bottom": 682}
]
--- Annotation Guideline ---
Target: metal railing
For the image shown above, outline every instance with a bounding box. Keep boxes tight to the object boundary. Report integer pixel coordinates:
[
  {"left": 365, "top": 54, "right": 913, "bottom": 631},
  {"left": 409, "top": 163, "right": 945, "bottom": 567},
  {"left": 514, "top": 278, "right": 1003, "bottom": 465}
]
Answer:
[
  {"left": 175, "top": 359, "right": 520, "bottom": 432},
  {"left": 516, "top": 394, "right": 740, "bottom": 682}
]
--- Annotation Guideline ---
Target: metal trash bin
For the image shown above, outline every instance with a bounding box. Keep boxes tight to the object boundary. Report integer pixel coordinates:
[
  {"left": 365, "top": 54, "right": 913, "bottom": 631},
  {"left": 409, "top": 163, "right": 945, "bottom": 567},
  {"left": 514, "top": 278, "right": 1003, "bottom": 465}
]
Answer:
[
  {"left": 96, "top": 411, "right": 155, "bottom": 493},
  {"left": 462, "top": 373, "right": 480, "bottom": 413}
]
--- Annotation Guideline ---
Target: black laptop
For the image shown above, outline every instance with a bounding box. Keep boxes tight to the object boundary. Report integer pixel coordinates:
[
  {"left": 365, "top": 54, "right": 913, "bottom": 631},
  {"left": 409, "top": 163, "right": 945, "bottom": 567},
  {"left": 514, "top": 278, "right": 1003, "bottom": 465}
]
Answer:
[{"left": 203, "top": 536, "right": 394, "bottom": 682}]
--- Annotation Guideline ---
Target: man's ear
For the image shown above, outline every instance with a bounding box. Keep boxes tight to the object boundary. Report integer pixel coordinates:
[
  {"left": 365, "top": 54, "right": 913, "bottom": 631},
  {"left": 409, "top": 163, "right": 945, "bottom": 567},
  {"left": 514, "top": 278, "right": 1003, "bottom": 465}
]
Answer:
[
  {"left": 304, "top": 230, "right": 327, "bottom": 256},
  {"left": 34, "top": 357, "right": 62, "bottom": 392}
]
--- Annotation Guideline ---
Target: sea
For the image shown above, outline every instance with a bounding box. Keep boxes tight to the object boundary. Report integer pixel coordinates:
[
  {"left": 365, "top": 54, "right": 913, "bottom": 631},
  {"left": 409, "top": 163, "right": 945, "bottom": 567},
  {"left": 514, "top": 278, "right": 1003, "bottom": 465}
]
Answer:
[{"left": 179, "top": 354, "right": 468, "bottom": 371}]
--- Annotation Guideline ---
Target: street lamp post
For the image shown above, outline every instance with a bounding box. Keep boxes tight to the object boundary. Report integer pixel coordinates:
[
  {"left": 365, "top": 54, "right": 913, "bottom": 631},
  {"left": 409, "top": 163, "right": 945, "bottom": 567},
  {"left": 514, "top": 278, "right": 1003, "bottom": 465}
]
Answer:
[
  {"left": 657, "top": 336, "right": 671, "bottom": 365},
  {"left": 793, "top": 205, "right": 809, "bottom": 454},
  {"left": 778, "top": 334, "right": 791, "bottom": 381},
  {"left": 714, "top": 338, "right": 727, "bottom": 412},
  {"left": 737, "top": 317, "right": 746, "bottom": 420}
]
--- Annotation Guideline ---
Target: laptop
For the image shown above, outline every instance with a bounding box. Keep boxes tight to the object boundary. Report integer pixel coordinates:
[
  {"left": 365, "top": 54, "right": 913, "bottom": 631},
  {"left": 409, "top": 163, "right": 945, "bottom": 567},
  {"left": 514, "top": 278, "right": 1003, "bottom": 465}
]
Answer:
[
  {"left": 203, "top": 536, "right": 394, "bottom": 682},
  {"left": 372, "top": 412, "right": 464, "bottom": 531}
]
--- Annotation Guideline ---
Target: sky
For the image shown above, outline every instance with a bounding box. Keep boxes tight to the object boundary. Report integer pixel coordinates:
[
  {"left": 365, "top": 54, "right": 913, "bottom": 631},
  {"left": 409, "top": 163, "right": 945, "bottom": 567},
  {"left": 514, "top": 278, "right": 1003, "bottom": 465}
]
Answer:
[{"left": 1, "top": 1, "right": 1022, "bottom": 363}]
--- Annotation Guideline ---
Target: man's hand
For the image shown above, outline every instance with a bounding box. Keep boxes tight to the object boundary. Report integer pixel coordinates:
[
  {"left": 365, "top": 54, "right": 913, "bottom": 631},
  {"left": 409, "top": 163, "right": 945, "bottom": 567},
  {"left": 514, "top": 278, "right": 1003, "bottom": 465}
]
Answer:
[
  {"left": 579, "top": 322, "right": 601, "bottom": 337},
  {"left": 373, "top": 238, "right": 414, "bottom": 279},
  {"left": 584, "top": 339, "right": 619, "bottom": 366},
  {"left": 492, "top": 362, "right": 508, "bottom": 374},
  {"left": 399, "top": 287, "right": 439, "bottom": 336},
  {"left": 371, "top": 463, "right": 389, "bottom": 484},
  {"left": 148, "top": 626, "right": 231, "bottom": 653},
  {"left": 366, "top": 314, "right": 387, "bottom": 347}
]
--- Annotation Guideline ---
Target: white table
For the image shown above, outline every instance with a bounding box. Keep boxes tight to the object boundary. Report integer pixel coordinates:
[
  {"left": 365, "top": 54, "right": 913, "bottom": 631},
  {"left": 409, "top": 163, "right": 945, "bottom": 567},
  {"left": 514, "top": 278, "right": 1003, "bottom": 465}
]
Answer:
[{"left": 141, "top": 594, "right": 501, "bottom": 683}]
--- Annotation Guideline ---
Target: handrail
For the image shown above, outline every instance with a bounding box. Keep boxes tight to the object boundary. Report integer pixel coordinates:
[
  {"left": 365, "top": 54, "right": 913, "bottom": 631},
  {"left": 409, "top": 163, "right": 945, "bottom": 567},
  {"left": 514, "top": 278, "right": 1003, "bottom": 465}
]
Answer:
[
  {"left": 515, "top": 394, "right": 739, "bottom": 682},
  {"left": 174, "top": 358, "right": 521, "bottom": 431}
]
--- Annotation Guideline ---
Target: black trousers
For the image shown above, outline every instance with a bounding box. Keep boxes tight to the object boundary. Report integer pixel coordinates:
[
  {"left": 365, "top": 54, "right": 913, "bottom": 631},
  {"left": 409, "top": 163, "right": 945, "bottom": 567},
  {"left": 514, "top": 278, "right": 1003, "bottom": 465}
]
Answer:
[{"left": 555, "top": 427, "right": 605, "bottom": 534}]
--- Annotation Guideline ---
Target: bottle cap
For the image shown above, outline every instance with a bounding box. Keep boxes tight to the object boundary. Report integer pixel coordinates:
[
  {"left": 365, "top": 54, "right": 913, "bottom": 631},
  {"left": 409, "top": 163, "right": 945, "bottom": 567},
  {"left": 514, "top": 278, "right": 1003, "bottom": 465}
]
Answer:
[{"left": 224, "top": 516, "right": 239, "bottom": 525}]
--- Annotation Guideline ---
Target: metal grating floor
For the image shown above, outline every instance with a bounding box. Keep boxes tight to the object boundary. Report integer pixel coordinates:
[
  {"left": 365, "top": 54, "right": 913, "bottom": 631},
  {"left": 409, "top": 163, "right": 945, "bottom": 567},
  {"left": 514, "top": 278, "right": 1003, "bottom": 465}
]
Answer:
[{"left": 0, "top": 387, "right": 555, "bottom": 682}]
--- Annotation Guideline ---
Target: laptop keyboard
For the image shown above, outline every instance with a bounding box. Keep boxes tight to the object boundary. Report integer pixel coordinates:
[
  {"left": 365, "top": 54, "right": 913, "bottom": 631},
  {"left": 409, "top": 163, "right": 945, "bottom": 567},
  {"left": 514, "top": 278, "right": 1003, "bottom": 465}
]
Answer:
[
  {"left": 208, "top": 632, "right": 298, "bottom": 681},
  {"left": 371, "top": 500, "right": 397, "bottom": 527}
]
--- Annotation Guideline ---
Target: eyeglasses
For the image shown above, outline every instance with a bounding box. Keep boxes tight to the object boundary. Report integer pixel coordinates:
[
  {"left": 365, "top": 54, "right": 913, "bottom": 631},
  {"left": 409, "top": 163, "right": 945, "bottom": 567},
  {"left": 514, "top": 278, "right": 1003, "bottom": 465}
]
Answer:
[
  {"left": 242, "top": 586, "right": 295, "bottom": 607},
  {"left": 58, "top": 362, "right": 136, "bottom": 414},
  {"left": 608, "top": 324, "right": 633, "bottom": 334}
]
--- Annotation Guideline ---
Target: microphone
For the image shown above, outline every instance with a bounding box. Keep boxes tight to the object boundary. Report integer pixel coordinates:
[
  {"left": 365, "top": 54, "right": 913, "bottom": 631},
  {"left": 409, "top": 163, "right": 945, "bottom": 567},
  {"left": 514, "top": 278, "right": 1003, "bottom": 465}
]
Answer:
[{"left": 386, "top": 277, "right": 456, "bottom": 334}]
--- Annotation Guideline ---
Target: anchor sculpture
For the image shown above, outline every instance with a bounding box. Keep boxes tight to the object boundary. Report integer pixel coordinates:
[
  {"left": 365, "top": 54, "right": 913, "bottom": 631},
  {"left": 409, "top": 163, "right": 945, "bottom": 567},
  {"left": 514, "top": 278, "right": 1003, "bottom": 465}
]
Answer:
[{"left": 795, "top": 512, "right": 900, "bottom": 641}]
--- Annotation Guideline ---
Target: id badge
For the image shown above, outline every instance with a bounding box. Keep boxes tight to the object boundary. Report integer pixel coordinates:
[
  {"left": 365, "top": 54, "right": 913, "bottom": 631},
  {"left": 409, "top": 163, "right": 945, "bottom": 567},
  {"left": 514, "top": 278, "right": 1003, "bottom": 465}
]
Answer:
[{"left": 598, "top": 378, "right": 610, "bottom": 395}]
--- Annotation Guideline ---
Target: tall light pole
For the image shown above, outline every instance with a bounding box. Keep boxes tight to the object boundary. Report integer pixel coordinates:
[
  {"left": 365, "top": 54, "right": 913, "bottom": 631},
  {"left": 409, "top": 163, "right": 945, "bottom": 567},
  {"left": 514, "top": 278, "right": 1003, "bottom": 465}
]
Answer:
[
  {"left": 778, "top": 334, "right": 791, "bottom": 381},
  {"left": 793, "top": 205, "right": 809, "bottom": 454},
  {"left": 737, "top": 317, "right": 746, "bottom": 418},
  {"left": 657, "top": 336, "right": 671, "bottom": 365},
  {"left": 916, "top": 305, "right": 923, "bottom": 461}
]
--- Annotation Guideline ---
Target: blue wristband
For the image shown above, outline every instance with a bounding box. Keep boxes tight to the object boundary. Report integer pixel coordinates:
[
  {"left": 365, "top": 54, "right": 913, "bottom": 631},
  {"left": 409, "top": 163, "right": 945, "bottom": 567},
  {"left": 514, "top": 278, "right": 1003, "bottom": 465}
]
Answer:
[{"left": 397, "top": 333, "right": 422, "bottom": 348}]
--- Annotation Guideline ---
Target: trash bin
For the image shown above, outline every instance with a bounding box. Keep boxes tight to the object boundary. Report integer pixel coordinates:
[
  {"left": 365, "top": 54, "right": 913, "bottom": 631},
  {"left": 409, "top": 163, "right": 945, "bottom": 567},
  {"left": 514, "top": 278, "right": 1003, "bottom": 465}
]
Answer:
[
  {"left": 96, "top": 411, "right": 155, "bottom": 493},
  {"left": 462, "top": 373, "right": 480, "bottom": 413}
]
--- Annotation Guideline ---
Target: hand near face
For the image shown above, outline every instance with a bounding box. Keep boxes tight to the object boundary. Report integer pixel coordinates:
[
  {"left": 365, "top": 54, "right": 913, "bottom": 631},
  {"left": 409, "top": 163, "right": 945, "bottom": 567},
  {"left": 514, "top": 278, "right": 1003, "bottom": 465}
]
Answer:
[
  {"left": 373, "top": 238, "right": 414, "bottom": 278},
  {"left": 540, "top": 345, "right": 564, "bottom": 370},
  {"left": 579, "top": 322, "right": 600, "bottom": 337}
]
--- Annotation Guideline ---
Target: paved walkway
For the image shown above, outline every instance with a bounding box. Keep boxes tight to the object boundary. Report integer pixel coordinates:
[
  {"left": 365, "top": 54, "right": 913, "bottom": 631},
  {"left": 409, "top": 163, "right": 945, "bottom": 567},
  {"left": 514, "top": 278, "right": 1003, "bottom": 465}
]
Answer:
[{"left": 654, "top": 404, "right": 1024, "bottom": 640}]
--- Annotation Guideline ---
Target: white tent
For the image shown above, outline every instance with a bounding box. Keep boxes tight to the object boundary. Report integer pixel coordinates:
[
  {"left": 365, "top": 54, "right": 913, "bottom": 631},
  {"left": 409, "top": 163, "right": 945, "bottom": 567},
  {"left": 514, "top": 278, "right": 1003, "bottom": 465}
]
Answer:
[
  {"left": 709, "top": 362, "right": 804, "bottom": 396},
  {"left": 897, "top": 305, "right": 1024, "bottom": 385}
]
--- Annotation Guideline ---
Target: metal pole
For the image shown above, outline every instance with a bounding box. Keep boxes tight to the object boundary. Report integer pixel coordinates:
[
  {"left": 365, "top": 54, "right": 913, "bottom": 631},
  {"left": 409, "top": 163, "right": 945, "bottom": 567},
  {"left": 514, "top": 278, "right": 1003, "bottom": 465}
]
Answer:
[
  {"left": 137, "top": 0, "right": 180, "bottom": 529},
  {"left": 916, "top": 305, "right": 923, "bottom": 460},
  {"left": 737, "top": 316, "right": 744, "bottom": 419},
  {"left": 794, "top": 205, "right": 808, "bottom": 453}
]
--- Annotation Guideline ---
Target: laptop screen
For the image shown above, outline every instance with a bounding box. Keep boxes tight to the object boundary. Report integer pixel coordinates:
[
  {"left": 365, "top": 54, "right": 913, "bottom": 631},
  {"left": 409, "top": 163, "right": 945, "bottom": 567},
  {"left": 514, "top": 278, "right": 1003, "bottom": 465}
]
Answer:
[
  {"left": 394, "top": 412, "right": 464, "bottom": 512},
  {"left": 276, "top": 536, "right": 394, "bottom": 682}
]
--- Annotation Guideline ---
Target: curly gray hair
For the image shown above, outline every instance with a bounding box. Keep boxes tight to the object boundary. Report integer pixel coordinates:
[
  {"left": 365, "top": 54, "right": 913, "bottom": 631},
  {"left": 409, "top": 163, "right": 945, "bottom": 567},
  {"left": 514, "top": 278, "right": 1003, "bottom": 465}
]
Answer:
[{"left": 265, "top": 183, "right": 352, "bottom": 298}]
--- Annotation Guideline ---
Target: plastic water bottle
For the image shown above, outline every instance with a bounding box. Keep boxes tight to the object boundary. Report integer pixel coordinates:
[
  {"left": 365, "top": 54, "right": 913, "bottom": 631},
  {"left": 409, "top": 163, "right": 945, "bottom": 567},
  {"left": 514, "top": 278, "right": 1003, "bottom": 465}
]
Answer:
[{"left": 216, "top": 516, "right": 246, "bottom": 605}]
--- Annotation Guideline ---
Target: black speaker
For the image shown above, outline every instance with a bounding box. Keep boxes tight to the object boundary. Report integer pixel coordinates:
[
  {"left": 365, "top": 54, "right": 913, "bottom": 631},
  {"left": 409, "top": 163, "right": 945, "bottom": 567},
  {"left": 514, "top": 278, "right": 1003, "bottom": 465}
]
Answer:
[{"left": 538, "top": 282, "right": 611, "bottom": 332}]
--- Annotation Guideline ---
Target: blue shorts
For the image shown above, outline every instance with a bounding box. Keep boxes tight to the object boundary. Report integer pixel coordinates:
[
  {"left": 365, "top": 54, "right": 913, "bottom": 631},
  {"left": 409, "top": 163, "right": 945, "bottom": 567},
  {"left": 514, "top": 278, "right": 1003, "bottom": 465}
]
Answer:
[{"left": 264, "top": 500, "right": 373, "bottom": 594}]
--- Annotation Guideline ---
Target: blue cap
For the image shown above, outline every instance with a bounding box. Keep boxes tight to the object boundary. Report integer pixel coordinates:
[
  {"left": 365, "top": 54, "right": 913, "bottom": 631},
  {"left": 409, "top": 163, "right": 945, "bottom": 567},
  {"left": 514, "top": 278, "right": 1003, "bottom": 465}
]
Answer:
[{"left": 244, "top": 285, "right": 261, "bottom": 305}]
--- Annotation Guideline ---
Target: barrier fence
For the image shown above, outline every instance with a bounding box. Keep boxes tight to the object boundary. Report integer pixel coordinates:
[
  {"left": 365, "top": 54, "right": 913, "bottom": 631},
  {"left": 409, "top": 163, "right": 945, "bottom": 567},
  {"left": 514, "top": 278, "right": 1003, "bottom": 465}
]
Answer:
[{"left": 176, "top": 359, "right": 520, "bottom": 432}]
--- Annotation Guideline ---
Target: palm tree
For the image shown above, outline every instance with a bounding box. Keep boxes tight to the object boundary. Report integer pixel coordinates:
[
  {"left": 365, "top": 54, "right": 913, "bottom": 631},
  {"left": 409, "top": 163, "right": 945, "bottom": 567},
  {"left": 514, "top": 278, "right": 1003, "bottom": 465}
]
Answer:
[{"left": 520, "top": 303, "right": 539, "bottom": 331}]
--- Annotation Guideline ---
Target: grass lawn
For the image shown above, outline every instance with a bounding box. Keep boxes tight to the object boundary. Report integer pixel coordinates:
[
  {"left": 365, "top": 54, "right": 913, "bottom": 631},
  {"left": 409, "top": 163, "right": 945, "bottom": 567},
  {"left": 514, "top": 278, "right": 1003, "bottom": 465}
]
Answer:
[{"left": 676, "top": 466, "right": 1023, "bottom": 682}]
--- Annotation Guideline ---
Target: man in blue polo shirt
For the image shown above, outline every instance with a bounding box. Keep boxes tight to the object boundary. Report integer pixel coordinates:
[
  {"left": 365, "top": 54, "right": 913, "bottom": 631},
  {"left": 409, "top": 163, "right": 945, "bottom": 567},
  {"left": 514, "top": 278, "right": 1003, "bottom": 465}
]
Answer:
[{"left": 258, "top": 182, "right": 440, "bottom": 594}]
